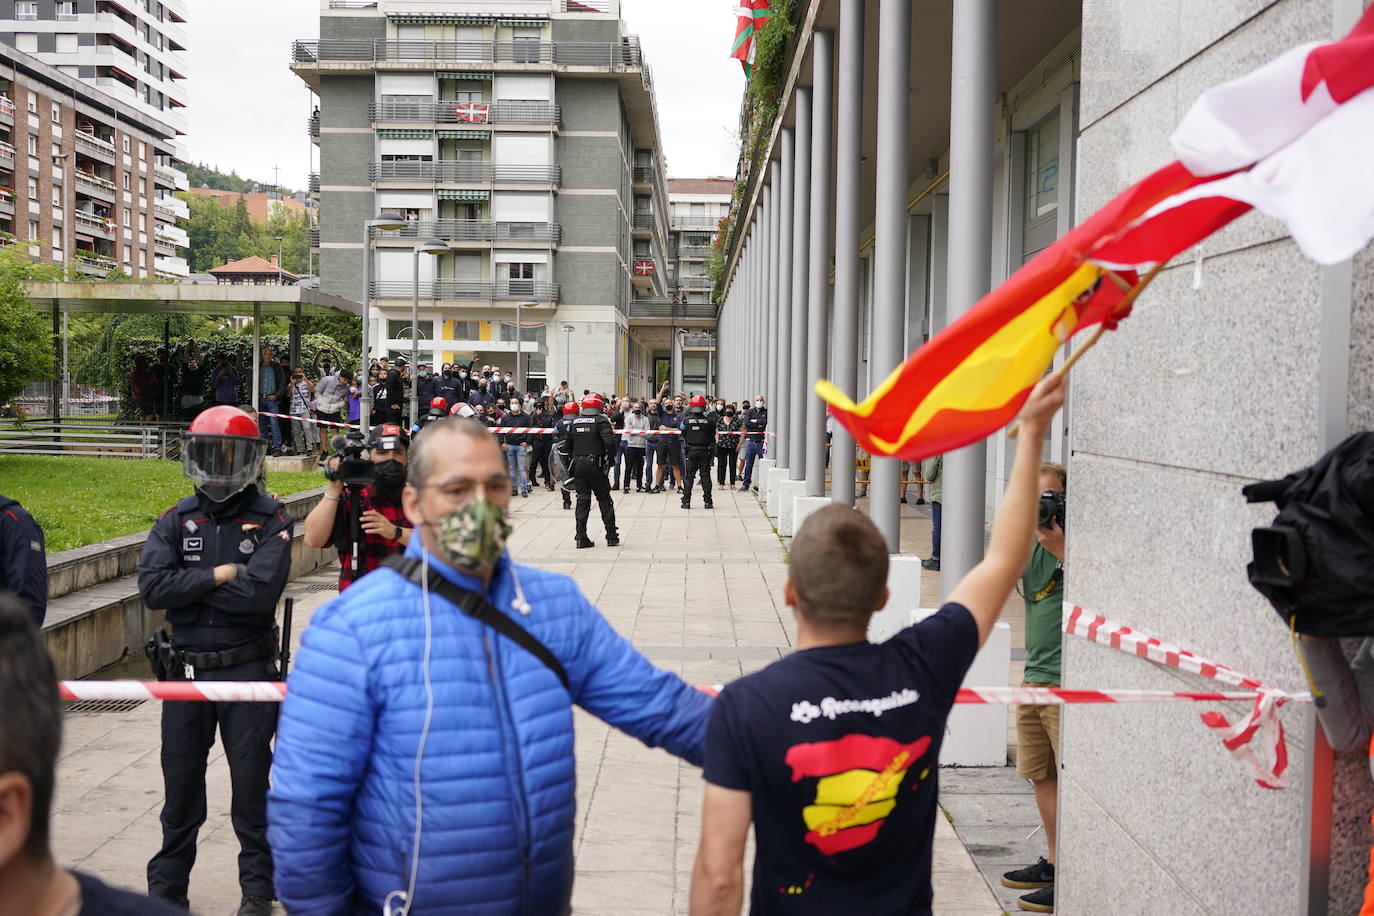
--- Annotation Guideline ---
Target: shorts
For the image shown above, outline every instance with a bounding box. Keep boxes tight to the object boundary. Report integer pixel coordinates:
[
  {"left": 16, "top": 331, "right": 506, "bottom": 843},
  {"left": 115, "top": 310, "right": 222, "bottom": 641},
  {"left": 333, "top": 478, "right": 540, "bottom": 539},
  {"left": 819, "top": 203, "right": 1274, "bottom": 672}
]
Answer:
[{"left": 1015, "top": 681, "right": 1061, "bottom": 781}]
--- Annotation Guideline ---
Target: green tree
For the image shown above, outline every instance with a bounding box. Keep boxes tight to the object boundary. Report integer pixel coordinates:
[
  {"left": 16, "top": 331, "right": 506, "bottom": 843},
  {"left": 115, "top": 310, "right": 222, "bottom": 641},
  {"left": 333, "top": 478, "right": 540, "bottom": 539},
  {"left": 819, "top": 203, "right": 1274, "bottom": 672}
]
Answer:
[{"left": 0, "top": 244, "right": 67, "bottom": 406}]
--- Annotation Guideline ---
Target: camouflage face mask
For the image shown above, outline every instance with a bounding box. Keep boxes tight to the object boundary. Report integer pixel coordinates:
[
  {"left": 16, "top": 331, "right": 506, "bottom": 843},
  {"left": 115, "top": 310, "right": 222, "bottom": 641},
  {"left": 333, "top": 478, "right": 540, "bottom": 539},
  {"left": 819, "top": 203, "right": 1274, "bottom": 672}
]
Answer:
[{"left": 434, "top": 496, "right": 512, "bottom": 571}]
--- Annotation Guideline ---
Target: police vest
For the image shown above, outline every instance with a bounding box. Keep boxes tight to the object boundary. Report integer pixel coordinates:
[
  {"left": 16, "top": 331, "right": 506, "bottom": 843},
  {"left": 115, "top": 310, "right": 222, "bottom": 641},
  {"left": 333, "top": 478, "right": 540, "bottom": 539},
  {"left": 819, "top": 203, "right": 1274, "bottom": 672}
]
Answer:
[
  {"left": 682, "top": 414, "right": 713, "bottom": 449},
  {"left": 570, "top": 416, "right": 606, "bottom": 458},
  {"left": 171, "top": 493, "right": 278, "bottom": 573}
]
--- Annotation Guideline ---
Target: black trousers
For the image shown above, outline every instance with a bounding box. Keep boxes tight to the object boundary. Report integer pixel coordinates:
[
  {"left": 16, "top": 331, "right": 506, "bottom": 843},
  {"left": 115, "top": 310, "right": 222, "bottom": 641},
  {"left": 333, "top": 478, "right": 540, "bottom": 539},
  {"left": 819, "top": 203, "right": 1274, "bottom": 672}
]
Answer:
[
  {"left": 684, "top": 450, "right": 714, "bottom": 506},
  {"left": 624, "top": 447, "right": 646, "bottom": 490},
  {"left": 716, "top": 447, "right": 738, "bottom": 486},
  {"left": 529, "top": 442, "right": 551, "bottom": 486},
  {"left": 572, "top": 458, "right": 617, "bottom": 541},
  {"left": 147, "top": 657, "right": 278, "bottom": 900}
]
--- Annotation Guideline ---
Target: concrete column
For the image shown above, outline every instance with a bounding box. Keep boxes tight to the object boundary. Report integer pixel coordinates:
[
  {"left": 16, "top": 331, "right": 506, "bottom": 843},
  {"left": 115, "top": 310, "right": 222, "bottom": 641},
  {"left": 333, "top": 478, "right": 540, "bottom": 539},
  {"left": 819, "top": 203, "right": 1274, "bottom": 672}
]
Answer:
[
  {"left": 804, "top": 30, "right": 835, "bottom": 498},
  {"left": 941, "top": 0, "right": 995, "bottom": 597},
  {"left": 774, "top": 128, "right": 795, "bottom": 469},
  {"left": 762, "top": 181, "right": 775, "bottom": 414},
  {"left": 788, "top": 86, "right": 812, "bottom": 481},
  {"left": 831, "top": 0, "right": 865, "bottom": 506},
  {"left": 870, "top": 0, "right": 911, "bottom": 551},
  {"left": 767, "top": 164, "right": 782, "bottom": 436}
]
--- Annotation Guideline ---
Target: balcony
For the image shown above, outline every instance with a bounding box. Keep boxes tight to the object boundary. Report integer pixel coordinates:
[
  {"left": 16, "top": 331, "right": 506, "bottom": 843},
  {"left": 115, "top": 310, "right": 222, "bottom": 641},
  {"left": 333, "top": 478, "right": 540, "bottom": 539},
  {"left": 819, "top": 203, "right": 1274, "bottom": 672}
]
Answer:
[
  {"left": 93, "top": 77, "right": 139, "bottom": 105},
  {"left": 0, "top": 97, "right": 13, "bottom": 126},
  {"left": 679, "top": 275, "right": 713, "bottom": 289},
  {"left": 682, "top": 333, "right": 717, "bottom": 348},
  {"left": 371, "top": 220, "right": 561, "bottom": 244},
  {"left": 74, "top": 253, "right": 118, "bottom": 277},
  {"left": 676, "top": 244, "right": 712, "bottom": 257},
  {"left": 75, "top": 130, "right": 117, "bottom": 163},
  {"left": 369, "top": 161, "right": 561, "bottom": 185},
  {"left": 308, "top": 115, "right": 320, "bottom": 140},
  {"left": 628, "top": 299, "right": 717, "bottom": 320},
  {"left": 561, "top": 0, "right": 613, "bottom": 9},
  {"left": 74, "top": 210, "right": 116, "bottom": 239},
  {"left": 308, "top": 172, "right": 320, "bottom": 193},
  {"left": 631, "top": 165, "right": 656, "bottom": 186},
  {"left": 0, "top": 191, "right": 12, "bottom": 217},
  {"left": 369, "top": 100, "right": 560, "bottom": 126},
  {"left": 154, "top": 196, "right": 189, "bottom": 222},
  {"left": 0, "top": 141, "right": 14, "bottom": 170},
  {"left": 327, "top": 0, "right": 377, "bottom": 6},
  {"left": 155, "top": 223, "right": 189, "bottom": 247},
  {"left": 154, "top": 164, "right": 188, "bottom": 190},
  {"left": 371, "top": 279, "right": 560, "bottom": 302},
  {"left": 309, "top": 227, "right": 320, "bottom": 248},
  {"left": 292, "top": 39, "right": 643, "bottom": 70},
  {"left": 155, "top": 254, "right": 190, "bottom": 277},
  {"left": 75, "top": 171, "right": 117, "bottom": 200},
  {"left": 154, "top": 237, "right": 177, "bottom": 256},
  {"left": 632, "top": 212, "right": 656, "bottom": 232}
]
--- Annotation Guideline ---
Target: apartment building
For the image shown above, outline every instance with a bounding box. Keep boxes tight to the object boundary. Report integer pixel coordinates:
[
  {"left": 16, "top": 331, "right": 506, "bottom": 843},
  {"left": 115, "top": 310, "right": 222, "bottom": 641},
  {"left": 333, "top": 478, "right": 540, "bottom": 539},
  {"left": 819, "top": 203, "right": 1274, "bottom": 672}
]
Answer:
[
  {"left": 293, "top": 0, "right": 673, "bottom": 397},
  {"left": 0, "top": 0, "right": 189, "bottom": 138},
  {"left": 0, "top": 39, "right": 187, "bottom": 277}
]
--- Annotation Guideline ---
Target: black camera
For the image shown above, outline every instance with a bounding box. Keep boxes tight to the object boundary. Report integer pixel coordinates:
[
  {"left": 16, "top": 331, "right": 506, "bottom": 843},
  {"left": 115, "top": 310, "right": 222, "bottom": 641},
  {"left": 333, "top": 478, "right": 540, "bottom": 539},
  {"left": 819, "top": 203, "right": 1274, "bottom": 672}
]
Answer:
[
  {"left": 324, "top": 431, "right": 375, "bottom": 487},
  {"left": 1038, "top": 490, "right": 1066, "bottom": 531}
]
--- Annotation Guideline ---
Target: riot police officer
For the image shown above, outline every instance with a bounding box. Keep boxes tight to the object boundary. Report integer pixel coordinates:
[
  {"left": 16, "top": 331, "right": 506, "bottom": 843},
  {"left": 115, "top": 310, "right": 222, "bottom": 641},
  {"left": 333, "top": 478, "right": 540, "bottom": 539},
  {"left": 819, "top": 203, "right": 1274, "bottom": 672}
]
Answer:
[
  {"left": 138, "top": 406, "right": 293, "bottom": 915},
  {"left": 553, "top": 401, "right": 578, "bottom": 510},
  {"left": 680, "top": 395, "right": 716, "bottom": 509},
  {"left": 569, "top": 393, "right": 619, "bottom": 548}
]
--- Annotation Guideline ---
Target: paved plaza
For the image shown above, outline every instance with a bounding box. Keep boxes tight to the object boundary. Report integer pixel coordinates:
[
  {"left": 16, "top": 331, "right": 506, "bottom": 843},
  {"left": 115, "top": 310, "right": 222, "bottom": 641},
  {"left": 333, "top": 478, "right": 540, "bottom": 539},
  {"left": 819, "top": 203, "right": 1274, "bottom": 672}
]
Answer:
[{"left": 51, "top": 483, "right": 1007, "bottom": 915}]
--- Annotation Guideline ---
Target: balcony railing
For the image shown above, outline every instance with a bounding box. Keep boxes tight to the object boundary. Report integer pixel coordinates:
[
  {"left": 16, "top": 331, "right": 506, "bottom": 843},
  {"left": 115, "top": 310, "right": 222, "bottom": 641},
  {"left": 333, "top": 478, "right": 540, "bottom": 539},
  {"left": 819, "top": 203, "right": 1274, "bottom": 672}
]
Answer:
[
  {"left": 370, "top": 162, "right": 561, "bottom": 184},
  {"left": 683, "top": 333, "right": 717, "bottom": 348},
  {"left": 632, "top": 166, "right": 656, "bottom": 185},
  {"left": 371, "top": 220, "right": 561, "bottom": 244},
  {"left": 74, "top": 210, "right": 116, "bottom": 236},
  {"left": 0, "top": 141, "right": 14, "bottom": 167},
  {"left": 371, "top": 279, "right": 560, "bottom": 302},
  {"left": 562, "top": 0, "right": 613, "bottom": 9},
  {"left": 307, "top": 115, "right": 320, "bottom": 138},
  {"left": 328, "top": 0, "right": 377, "bottom": 6},
  {"left": 75, "top": 172, "right": 117, "bottom": 198},
  {"left": 153, "top": 164, "right": 186, "bottom": 190},
  {"left": 632, "top": 212, "right": 656, "bottom": 231},
  {"left": 0, "top": 98, "right": 13, "bottom": 125},
  {"left": 75, "top": 254, "right": 118, "bottom": 276},
  {"left": 308, "top": 173, "right": 320, "bottom": 193},
  {"left": 74, "top": 131, "right": 116, "bottom": 160},
  {"left": 676, "top": 244, "right": 712, "bottom": 257},
  {"left": 671, "top": 216, "right": 722, "bottom": 229},
  {"left": 679, "top": 275, "right": 713, "bottom": 289},
  {"left": 309, "top": 227, "right": 320, "bottom": 248},
  {"left": 628, "top": 299, "right": 717, "bottom": 320},
  {"left": 369, "top": 100, "right": 560, "bottom": 125},
  {"left": 292, "top": 39, "right": 643, "bottom": 69}
]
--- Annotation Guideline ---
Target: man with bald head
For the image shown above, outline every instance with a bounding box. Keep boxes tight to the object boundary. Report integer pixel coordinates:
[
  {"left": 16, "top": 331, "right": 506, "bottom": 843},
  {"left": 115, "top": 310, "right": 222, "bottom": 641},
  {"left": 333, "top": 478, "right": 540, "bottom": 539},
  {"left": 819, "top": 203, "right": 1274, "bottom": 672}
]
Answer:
[{"left": 269, "top": 418, "right": 712, "bottom": 914}]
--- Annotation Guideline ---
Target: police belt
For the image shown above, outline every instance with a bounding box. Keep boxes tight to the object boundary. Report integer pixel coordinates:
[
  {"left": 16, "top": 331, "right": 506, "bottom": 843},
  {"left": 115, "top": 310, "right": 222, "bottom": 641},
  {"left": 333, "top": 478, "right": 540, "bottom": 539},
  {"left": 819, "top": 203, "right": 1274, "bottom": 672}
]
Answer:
[{"left": 178, "top": 633, "right": 277, "bottom": 671}]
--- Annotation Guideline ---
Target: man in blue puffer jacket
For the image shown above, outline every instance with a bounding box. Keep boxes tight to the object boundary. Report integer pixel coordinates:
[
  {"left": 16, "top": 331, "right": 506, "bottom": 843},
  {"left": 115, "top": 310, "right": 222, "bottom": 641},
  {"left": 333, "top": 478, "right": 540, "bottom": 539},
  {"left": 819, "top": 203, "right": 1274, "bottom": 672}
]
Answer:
[{"left": 269, "top": 418, "right": 711, "bottom": 915}]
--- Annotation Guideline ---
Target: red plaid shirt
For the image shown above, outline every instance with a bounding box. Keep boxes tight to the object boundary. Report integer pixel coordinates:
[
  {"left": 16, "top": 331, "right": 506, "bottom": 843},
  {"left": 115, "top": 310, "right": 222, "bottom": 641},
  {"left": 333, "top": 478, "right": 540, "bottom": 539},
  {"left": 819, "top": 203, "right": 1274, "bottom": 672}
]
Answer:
[{"left": 326, "top": 485, "right": 411, "bottom": 591}]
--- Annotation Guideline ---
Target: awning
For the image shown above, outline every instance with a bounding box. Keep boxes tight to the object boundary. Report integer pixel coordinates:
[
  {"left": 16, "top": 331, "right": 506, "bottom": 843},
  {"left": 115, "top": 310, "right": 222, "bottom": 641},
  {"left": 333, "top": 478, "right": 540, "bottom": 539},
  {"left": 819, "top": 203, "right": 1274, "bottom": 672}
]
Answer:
[
  {"left": 22, "top": 282, "right": 362, "bottom": 318},
  {"left": 377, "top": 129, "right": 434, "bottom": 139},
  {"left": 437, "top": 129, "right": 490, "bottom": 140},
  {"left": 389, "top": 15, "right": 492, "bottom": 24},
  {"left": 501, "top": 20, "right": 550, "bottom": 27},
  {"left": 438, "top": 190, "right": 490, "bottom": 201},
  {"left": 438, "top": 71, "right": 495, "bottom": 80}
]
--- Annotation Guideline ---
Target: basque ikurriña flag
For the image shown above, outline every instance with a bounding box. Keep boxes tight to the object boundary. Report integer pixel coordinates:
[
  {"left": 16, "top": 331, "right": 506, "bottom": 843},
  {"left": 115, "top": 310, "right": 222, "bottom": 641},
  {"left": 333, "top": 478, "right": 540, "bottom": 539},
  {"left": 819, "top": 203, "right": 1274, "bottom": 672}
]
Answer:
[
  {"left": 818, "top": 5, "right": 1374, "bottom": 463},
  {"left": 730, "top": 0, "right": 772, "bottom": 76}
]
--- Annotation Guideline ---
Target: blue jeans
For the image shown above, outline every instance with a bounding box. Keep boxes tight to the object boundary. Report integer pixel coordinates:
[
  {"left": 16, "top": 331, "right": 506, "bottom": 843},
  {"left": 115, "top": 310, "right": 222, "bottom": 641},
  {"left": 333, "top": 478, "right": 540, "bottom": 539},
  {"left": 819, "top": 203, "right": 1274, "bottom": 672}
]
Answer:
[
  {"left": 258, "top": 396, "right": 281, "bottom": 450},
  {"left": 612, "top": 439, "right": 628, "bottom": 487},
  {"left": 931, "top": 501, "right": 942, "bottom": 558},
  {"left": 741, "top": 439, "right": 765, "bottom": 488},
  {"left": 507, "top": 444, "right": 528, "bottom": 494}
]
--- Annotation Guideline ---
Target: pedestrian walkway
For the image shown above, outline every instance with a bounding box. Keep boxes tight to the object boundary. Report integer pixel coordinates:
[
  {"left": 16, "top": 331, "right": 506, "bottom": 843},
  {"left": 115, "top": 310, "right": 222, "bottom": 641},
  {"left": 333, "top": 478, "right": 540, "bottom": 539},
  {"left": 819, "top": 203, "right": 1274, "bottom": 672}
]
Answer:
[{"left": 50, "top": 483, "right": 1003, "bottom": 915}]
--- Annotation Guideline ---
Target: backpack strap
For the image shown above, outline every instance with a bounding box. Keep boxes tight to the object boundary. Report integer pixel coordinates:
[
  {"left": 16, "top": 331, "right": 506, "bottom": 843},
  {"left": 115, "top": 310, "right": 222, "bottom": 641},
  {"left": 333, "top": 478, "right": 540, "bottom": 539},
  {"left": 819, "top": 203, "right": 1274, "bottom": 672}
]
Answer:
[{"left": 383, "top": 555, "right": 569, "bottom": 690}]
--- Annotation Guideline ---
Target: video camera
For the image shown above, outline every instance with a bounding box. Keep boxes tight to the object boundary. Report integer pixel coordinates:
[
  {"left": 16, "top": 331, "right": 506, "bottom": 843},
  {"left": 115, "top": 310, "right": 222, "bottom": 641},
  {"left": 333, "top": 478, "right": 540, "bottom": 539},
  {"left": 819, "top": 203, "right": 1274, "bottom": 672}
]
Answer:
[
  {"left": 323, "top": 431, "right": 376, "bottom": 487},
  {"left": 1038, "top": 490, "right": 1066, "bottom": 531}
]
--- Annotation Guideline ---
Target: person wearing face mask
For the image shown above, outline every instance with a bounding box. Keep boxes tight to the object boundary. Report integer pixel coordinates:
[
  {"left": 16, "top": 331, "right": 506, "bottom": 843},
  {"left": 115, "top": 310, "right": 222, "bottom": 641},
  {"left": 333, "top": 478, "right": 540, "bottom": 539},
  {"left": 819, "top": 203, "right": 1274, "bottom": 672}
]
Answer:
[
  {"left": 622, "top": 399, "right": 651, "bottom": 492},
  {"left": 739, "top": 395, "right": 769, "bottom": 492},
  {"left": 680, "top": 396, "right": 716, "bottom": 510},
  {"left": 715, "top": 404, "right": 742, "bottom": 488},
  {"left": 137, "top": 407, "right": 294, "bottom": 915},
  {"left": 303, "top": 425, "right": 413, "bottom": 592},
  {"left": 415, "top": 362, "right": 438, "bottom": 415},
  {"left": 269, "top": 418, "right": 711, "bottom": 914}
]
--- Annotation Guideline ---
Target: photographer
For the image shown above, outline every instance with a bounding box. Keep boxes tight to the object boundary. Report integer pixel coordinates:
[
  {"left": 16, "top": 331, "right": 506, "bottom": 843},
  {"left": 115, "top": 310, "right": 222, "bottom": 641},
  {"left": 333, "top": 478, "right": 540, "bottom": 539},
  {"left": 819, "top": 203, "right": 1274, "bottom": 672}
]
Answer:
[
  {"left": 302, "top": 425, "right": 412, "bottom": 592},
  {"left": 1001, "top": 461, "right": 1066, "bottom": 914}
]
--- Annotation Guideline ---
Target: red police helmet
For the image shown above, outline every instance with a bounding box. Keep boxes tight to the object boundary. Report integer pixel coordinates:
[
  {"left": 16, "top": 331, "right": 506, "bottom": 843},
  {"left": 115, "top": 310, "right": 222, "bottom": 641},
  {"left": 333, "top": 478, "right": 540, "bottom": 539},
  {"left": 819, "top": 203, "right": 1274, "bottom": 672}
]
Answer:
[
  {"left": 562, "top": 402, "right": 579, "bottom": 415},
  {"left": 183, "top": 406, "right": 265, "bottom": 504},
  {"left": 581, "top": 393, "right": 604, "bottom": 411},
  {"left": 430, "top": 396, "right": 448, "bottom": 410},
  {"left": 690, "top": 395, "right": 707, "bottom": 408}
]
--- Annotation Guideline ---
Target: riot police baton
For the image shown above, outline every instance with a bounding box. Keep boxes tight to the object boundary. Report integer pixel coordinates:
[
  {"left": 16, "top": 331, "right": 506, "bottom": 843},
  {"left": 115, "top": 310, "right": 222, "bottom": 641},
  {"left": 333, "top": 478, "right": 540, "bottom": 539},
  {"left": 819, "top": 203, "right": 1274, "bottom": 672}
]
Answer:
[{"left": 280, "top": 597, "right": 294, "bottom": 680}]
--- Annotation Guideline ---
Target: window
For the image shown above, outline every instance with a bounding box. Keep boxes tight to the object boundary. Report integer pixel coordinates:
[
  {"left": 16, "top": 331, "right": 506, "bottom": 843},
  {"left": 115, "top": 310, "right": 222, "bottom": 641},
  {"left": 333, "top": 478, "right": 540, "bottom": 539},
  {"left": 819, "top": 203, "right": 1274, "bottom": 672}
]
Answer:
[
  {"left": 51, "top": 186, "right": 59, "bottom": 206},
  {"left": 55, "top": 33, "right": 78, "bottom": 53},
  {"left": 123, "top": 173, "right": 131, "bottom": 190},
  {"left": 51, "top": 102, "right": 60, "bottom": 123},
  {"left": 15, "top": 2, "right": 37, "bottom": 20},
  {"left": 15, "top": 33, "right": 37, "bottom": 53},
  {"left": 27, "top": 178, "right": 37, "bottom": 200},
  {"left": 507, "top": 262, "right": 535, "bottom": 296},
  {"left": 51, "top": 228, "right": 60, "bottom": 249},
  {"left": 28, "top": 220, "right": 38, "bottom": 241},
  {"left": 26, "top": 136, "right": 36, "bottom": 157},
  {"left": 26, "top": 95, "right": 36, "bottom": 114},
  {"left": 137, "top": 141, "right": 145, "bottom": 160},
  {"left": 123, "top": 207, "right": 132, "bottom": 226},
  {"left": 137, "top": 212, "right": 144, "bottom": 231},
  {"left": 57, "top": 1, "right": 77, "bottom": 18},
  {"left": 122, "top": 136, "right": 130, "bottom": 153},
  {"left": 123, "top": 245, "right": 132, "bottom": 266}
]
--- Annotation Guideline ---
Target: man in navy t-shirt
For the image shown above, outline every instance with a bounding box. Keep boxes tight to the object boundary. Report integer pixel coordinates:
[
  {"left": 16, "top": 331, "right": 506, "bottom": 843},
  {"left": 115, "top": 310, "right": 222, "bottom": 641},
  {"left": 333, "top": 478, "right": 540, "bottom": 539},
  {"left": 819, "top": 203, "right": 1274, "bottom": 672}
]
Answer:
[{"left": 690, "top": 373, "right": 1066, "bottom": 915}]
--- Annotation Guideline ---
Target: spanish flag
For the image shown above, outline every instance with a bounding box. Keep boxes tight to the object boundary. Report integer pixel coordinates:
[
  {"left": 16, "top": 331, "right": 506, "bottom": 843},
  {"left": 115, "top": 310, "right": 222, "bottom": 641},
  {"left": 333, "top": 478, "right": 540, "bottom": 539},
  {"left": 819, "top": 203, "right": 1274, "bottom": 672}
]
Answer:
[{"left": 817, "top": 5, "right": 1374, "bottom": 462}]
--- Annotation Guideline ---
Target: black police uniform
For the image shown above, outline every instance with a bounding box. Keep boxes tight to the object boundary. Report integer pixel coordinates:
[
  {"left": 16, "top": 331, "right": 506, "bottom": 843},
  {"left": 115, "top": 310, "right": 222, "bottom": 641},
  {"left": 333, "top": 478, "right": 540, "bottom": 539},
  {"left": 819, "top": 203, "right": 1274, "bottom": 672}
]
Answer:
[
  {"left": 553, "top": 413, "right": 575, "bottom": 509},
  {"left": 138, "top": 486, "right": 293, "bottom": 903},
  {"left": 0, "top": 494, "right": 46, "bottom": 625},
  {"left": 569, "top": 409, "right": 619, "bottom": 547},
  {"left": 680, "top": 408, "right": 717, "bottom": 509}
]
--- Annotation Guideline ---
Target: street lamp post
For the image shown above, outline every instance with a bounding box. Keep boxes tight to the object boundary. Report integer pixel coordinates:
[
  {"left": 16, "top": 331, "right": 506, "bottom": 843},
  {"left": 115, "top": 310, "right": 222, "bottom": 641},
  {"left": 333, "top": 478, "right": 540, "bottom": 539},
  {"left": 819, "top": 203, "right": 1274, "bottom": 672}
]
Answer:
[
  {"left": 562, "top": 323, "right": 575, "bottom": 386},
  {"left": 359, "top": 211, "right": 407, "bottom": 436},
  {"left": 410, "top": 238, "right": 450, "bottom": 427},
  {"left": 515, "top": 300, "right": 537, "bottom": 397}
]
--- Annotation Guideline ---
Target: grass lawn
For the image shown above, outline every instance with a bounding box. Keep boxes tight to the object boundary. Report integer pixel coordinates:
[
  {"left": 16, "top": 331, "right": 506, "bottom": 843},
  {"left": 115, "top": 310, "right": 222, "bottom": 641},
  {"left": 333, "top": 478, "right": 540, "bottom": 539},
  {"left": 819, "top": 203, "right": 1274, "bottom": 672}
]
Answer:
[{"left": 0, "top": 455, "right": 323, "bottom": 552}]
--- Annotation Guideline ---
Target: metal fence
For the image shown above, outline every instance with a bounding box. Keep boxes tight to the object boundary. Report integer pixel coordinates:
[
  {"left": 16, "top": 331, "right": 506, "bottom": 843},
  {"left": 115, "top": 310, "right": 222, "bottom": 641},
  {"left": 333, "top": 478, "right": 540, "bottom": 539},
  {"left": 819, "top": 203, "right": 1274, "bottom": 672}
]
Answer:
[{"left": 0, "top": 417, "right": 185, "bottom": 460}]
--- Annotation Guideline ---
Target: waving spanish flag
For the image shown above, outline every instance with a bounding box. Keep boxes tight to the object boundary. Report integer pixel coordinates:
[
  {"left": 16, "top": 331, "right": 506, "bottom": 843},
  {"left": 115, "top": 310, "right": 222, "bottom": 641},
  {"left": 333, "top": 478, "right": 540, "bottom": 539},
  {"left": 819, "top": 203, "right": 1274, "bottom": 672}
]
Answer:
[{"left": 818, "top": 6, "right": 1374, "bottom": 462}]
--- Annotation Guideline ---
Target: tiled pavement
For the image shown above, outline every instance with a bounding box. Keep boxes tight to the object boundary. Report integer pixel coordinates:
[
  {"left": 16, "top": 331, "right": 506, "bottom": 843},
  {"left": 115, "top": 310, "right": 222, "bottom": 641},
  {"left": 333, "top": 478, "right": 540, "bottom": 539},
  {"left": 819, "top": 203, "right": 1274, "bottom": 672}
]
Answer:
[{"left": 51, "top": 482, "right": 1005, "bottom": 915}]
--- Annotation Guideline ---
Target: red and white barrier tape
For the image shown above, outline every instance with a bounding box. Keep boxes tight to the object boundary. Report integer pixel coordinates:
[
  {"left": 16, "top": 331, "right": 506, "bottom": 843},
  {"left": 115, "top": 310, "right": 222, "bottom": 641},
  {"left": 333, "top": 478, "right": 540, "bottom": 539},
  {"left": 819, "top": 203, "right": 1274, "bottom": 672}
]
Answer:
[
  {"left": 1065, "top": 606, "right": 1294, "bottom": 790},
  {"left": 254, "top": 413, "right": 778, "bottom": 439},
  {"left": 258, "top": 411, "right": 360, "bottom": 430},
  {"left": 62, "top": 679, "right": 1289, "bottom": 709}
]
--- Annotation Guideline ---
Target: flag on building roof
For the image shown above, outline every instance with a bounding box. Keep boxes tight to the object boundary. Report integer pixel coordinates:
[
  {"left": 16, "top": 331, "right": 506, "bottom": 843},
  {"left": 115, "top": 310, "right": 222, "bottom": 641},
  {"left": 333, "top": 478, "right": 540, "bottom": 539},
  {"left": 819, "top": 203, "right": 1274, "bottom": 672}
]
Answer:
[
  {"left": 730, "top": 1, "right": 772, "bottom": 77},
  {"left": 817, "top": 5, "right": 1374, "bottom": 462}
]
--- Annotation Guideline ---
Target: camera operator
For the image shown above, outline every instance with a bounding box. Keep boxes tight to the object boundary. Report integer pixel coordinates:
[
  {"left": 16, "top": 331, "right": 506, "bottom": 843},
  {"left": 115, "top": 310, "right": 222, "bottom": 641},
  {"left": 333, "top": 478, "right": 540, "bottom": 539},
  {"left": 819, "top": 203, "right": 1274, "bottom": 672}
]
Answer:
[
  {"left": 302, "top": 425, "right": 412, "bottom": 592},
  {"left": 1001, "top": 461, "right": 1066, "bottom": 914}
]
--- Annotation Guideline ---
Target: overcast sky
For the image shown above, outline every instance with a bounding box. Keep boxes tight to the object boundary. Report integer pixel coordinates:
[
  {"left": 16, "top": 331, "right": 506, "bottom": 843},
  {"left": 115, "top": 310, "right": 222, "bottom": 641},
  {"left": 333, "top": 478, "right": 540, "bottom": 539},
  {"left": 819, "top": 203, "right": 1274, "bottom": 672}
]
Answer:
[{"left": 185, "top": 0, "right": 746, "bottom": 190}]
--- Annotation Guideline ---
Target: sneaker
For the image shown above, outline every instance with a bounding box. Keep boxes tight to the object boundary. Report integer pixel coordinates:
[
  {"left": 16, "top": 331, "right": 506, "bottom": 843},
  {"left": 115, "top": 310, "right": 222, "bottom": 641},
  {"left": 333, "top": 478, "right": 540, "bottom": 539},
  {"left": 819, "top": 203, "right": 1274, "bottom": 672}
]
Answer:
[
  {"left": 623, "top": 486, "right": 630, "bottom": 493},
  {"left": 921, "top": 556, "right": 941, "bottom": 571},
  {"left": 237, "top": 896, "right": 273, "bottom": 916},
  {"left": 575, "top": 538, "right": 595, "bottom": 549},
  {"left": 681, "top": 501, "right": 690, "bottom": 509},
  {"left": 605, "top": 534, "right": 620, "bottom": 547},
  {"left": 704, "top": 503, "right": 714, "bottom": 510},
  {"left": 1002, "top": 858, "right": 1054, "bottom": 890},
  {"left": 522, "top": 490, "right": 529, "bottom": 498},
  {"left": 1018, "top": 883, "right": 1054, "bottom": 913}
]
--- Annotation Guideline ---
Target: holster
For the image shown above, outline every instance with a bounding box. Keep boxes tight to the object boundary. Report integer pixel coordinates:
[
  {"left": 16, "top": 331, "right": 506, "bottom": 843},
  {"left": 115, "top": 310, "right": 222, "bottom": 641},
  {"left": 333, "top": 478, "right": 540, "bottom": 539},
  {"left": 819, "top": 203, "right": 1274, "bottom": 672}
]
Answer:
[{"left": 144, "top": 628, "right": 175, "bottom": 682}]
